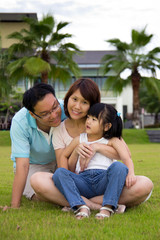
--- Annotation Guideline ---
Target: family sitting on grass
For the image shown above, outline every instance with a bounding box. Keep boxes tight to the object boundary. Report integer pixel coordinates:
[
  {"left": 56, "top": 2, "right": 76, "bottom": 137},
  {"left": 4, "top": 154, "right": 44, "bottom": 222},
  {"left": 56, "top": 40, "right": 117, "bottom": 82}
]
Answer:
[{"left": 8, "top": 79, "right": 153, "bottom": 219}]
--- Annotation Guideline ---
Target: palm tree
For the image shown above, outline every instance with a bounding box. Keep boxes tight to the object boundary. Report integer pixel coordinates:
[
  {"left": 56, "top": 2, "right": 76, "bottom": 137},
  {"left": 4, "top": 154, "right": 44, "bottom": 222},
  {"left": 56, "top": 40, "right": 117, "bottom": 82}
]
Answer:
[
  {"left": 101, "top": 27, "right": 160, "bottom": 127},
  {"left": 140, "top": 84, "right": 160, "bottom": 126},
  {"left": 0, "top": 38, "right": 13, "bottom": 98},
  {"left": 7, "top": 14, "right": 81, "bottom": 84}
]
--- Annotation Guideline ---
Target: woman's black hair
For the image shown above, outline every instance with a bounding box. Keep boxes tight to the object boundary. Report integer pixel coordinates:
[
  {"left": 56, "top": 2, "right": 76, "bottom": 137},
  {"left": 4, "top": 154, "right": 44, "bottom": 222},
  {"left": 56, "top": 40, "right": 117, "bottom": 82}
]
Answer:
[
  {"left": 23, "top": 83, "right": 56, "bottom": 112},
  {"left": 88, "top": 103, "right": 123, "bottom": 139}
]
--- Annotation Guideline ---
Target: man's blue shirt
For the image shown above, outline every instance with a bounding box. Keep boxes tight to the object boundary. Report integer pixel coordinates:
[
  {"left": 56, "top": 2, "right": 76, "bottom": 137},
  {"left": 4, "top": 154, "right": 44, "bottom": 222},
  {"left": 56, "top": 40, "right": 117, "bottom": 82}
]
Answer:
[{"left": 10, "top": 100, "right": 66, "bottom": 167}]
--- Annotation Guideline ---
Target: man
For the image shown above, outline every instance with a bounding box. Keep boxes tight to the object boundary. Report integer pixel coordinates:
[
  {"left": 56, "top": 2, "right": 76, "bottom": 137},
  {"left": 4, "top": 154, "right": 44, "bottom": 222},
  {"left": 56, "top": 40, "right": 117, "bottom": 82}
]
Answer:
[{"left": 10, "top": 83, "right": 66, "bottom": 208}]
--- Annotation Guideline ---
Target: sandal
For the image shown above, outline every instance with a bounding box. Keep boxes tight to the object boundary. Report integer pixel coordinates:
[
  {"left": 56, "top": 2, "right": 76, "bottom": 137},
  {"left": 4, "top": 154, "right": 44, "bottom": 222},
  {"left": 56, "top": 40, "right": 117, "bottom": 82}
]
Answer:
[
  {"left": 115, "top": 204, "right": 126, "bottom": 214},
  {"left": 74, "top": 205, "right": 90, "bottom": 219},
  {"left": 95, "top": 206, "right": 114, "bottom": 219}
]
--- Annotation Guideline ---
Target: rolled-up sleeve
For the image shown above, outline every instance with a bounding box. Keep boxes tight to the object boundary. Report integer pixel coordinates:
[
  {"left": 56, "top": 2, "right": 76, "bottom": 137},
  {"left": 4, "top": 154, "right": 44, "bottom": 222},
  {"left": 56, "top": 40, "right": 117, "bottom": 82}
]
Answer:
[
  {"left": 10, "top": 119, "right": 30, "bottom": 160},
  {"left": 52, "top": 125, "right": 66, "bottom": 150}
]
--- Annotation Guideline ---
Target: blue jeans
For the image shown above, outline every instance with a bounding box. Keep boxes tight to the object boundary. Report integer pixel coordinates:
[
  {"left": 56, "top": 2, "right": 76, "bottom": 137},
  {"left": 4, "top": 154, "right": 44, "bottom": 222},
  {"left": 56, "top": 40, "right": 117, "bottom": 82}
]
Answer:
[{"left": 52, "top": 161, "right": 128, "bottom": 209}]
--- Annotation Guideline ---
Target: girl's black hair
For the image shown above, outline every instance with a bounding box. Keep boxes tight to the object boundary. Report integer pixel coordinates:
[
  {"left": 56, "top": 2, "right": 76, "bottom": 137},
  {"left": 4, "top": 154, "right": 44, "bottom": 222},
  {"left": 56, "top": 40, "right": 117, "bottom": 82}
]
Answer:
[
  {"left": 88, "top": 103, "right": 123, "bottom": 139},
  {"left": 23, "top": 83, "right": 56, "bottom": 112}
]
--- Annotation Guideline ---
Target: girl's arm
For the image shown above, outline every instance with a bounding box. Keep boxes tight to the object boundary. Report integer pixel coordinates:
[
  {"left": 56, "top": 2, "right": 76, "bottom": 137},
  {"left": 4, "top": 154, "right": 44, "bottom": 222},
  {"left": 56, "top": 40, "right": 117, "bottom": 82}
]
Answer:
[
  {"left": 108, "top": 137, "right": 136, "bottom": 188},
  {"left": 120, "top": 138, "right": 131, "bottom": 158}
]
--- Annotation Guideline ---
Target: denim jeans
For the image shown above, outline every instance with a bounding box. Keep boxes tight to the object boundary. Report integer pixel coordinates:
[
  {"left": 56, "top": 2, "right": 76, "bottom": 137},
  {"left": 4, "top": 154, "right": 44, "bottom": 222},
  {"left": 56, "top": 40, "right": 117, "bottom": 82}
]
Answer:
[{"left": 52, "top": 161, "right": 128, "bottom": 209}]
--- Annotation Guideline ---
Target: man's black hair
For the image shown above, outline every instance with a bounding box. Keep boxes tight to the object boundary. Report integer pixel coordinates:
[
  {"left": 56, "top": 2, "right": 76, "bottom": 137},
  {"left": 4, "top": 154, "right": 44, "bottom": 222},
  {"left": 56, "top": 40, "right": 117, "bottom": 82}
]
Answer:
[{"left": 23, "top": 83, "right": 56, "bottom": 112}]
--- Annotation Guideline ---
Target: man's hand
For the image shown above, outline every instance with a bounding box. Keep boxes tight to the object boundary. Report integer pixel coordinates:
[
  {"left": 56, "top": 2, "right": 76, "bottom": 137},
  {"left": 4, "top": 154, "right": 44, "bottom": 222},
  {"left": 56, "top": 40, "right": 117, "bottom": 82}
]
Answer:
[{"left": 0, "top": 205, "right": 19, "bottom": 211}]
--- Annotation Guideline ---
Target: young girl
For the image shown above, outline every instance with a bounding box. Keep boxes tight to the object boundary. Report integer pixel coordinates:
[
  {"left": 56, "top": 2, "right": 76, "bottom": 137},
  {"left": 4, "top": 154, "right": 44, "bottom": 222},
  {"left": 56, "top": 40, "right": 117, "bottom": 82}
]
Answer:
[{"left": 52, "top": 103, "right": 137, "bottom": 219}]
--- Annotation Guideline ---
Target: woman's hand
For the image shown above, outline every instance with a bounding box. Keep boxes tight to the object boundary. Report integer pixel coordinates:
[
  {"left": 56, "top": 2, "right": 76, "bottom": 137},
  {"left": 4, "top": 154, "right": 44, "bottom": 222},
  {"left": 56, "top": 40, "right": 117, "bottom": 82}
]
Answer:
[
  {"left": 76, "top": 143, "right": 95, "bottom": 171},
  {"left": 125, "top": 173, "right": 137, "bottom": 188}
]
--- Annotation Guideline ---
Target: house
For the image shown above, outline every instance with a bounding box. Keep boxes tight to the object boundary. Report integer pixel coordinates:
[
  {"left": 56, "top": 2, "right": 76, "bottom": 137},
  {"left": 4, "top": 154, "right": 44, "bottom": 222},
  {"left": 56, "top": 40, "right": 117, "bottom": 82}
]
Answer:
[
  {"left": 0, "top": 13, "right": 37, "bottom": 48},
  {"left": 0, "top": 13, "right": 133, "bottom": 121}
]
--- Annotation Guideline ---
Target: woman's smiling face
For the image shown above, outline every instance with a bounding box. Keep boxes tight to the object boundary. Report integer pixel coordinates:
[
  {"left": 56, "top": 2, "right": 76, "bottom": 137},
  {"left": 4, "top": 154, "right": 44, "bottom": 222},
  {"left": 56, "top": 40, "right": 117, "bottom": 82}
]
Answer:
[{"left": 67, "top": 89, "right": 90, "bottom": 120}]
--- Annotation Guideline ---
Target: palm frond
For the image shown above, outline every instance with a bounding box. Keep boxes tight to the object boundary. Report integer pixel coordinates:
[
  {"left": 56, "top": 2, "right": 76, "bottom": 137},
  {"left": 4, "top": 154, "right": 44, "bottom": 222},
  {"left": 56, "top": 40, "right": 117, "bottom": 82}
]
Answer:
[
  {"left": 131, "top": 28, "right": 153, "bottom": 47},
  {"left": 107, "top": 39, "right": 130, "bottom": 52},
  {"left": 148, "top": 47, "right": 160, "bottom": 55},
  {"left": 103, "top": 76, "right": 127, "bottom": 94},
  {"left": 24, "top": 57, "right": 51, "bottom": 76},
  {"left": 141, "top": 77, "right": 160, "bottom": 99},
  {"left": 101, "top": 53, "right": 117, "bottom": 63},
  {"left": 40, "top": 14, "right": 55, "bottom": 26},
  {"left": 7, "top": 57, "right": 27, "bottom": 74},
  {"left": 56, "top": 21, "right": 70, "bottom": 31},
  {"left": 50, "top": 65, "right": 71, "bottom": 85},
  {"left": 7, "top": 31, "right": 24, "bottom": 40},
  {"left": 61, "top": 43, "right": 80, "bottom": 52}
]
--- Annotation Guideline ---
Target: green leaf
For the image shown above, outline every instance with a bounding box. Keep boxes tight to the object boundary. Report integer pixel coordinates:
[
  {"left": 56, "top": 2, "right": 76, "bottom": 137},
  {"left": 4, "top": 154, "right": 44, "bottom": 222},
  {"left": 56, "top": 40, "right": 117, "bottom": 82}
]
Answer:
[{"left": 24, "top": 57, "right": 51, "bottom": 75}]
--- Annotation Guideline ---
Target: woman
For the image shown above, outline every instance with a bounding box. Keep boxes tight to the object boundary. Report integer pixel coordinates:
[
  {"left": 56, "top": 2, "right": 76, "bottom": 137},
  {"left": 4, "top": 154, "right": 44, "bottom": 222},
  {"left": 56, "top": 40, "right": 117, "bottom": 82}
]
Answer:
[{"left": 30, "top": 78, "right": 153, "bottom": 209}]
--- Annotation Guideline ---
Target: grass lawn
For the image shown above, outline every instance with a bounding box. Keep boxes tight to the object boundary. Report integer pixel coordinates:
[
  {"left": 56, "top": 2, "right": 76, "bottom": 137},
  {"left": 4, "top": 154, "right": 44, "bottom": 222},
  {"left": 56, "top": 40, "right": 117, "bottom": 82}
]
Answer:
[{"left": 0, "top": 130, "right": 160, "bottom": 240}]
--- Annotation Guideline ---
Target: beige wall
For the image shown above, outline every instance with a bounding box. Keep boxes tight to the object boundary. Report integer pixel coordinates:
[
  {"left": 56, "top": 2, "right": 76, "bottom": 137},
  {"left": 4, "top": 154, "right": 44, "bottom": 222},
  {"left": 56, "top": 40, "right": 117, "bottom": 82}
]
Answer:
[{"left": 0, "top": 22, "right": 29, "bottom": 48}]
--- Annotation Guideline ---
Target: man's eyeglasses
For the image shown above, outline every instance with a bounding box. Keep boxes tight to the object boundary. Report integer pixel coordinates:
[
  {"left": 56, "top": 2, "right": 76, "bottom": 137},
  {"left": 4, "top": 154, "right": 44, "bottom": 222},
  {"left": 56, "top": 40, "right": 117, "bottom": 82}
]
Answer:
[{"left": 32, "top": 101, "right": 60, "bottom": 120}]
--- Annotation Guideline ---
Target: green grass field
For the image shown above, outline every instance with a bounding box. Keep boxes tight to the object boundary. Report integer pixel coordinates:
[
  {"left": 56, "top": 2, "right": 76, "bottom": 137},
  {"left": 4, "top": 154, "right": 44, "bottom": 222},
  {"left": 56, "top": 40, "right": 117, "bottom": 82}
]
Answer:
[{"left": 0, "top": 130, "right": 160, "bottom": 240}]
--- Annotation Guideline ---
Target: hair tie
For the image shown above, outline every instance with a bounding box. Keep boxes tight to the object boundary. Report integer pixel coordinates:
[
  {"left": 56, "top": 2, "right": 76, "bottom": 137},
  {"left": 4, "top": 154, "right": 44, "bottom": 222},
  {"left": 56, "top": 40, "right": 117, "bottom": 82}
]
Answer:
[{"left": 117, "top": 112, "right": 121, "bottom": 117}]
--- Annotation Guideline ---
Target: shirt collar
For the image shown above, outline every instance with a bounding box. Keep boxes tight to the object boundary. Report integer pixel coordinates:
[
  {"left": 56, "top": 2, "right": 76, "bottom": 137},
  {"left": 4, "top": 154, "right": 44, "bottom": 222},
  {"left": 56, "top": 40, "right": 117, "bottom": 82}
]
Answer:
[{"left": 26, "top": 110, "right": 37, "bottom": 128}]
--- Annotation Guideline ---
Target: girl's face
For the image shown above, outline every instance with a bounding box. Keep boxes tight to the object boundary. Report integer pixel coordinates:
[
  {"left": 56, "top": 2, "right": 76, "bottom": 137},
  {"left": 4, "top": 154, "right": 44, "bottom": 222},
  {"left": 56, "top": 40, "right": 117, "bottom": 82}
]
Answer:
[
  {"left": 85, "top": 115, "right": 104, "bottom": 140},
  {"left": 67, "top": 89, "right": 90, "bottom": 120}
]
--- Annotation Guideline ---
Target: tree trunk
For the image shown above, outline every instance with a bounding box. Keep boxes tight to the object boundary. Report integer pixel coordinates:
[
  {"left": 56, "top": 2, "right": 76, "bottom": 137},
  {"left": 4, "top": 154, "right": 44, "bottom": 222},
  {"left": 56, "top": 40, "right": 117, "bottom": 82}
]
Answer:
[
  {"left": 41, "top": 72, "right": 48, "bottom": 83},
  {"left": 41, "top": 50, "right": 50, "bottom": 84},
  {"left": 3, "top": 109, "right": 10, "bottom": 129},
  {"left": 131, "top": 68, "right": 141, "bottom": 128},
  {"left": 154, "top": 112, "right": 159, "bottom": 125}
]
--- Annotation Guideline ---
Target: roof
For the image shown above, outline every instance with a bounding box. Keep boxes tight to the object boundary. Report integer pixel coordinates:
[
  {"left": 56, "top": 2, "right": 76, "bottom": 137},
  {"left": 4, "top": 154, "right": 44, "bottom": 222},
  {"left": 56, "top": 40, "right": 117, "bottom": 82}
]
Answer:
[
  {"left": 49, "top": 50, "right": 116, "bottom": 65},
  {"left": 73, "top": 50, "right": 116, "bottom": 64},
  {"left": 0, "top": 13, "right": 37, "bottom": 22}
]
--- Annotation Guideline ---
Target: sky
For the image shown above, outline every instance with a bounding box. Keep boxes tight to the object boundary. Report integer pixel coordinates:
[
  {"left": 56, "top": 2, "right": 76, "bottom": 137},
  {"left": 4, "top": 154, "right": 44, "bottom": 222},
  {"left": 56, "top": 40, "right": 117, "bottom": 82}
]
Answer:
[{"left": 0, "top": 0, "right": 160, "bottom": 51}]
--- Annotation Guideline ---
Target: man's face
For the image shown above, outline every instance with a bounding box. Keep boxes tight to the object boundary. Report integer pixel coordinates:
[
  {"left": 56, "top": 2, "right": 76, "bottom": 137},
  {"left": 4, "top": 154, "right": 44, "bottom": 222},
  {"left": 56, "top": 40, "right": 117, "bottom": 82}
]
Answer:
[{"left": 30, "top": 93, "right": 62, "bottom": 128}]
